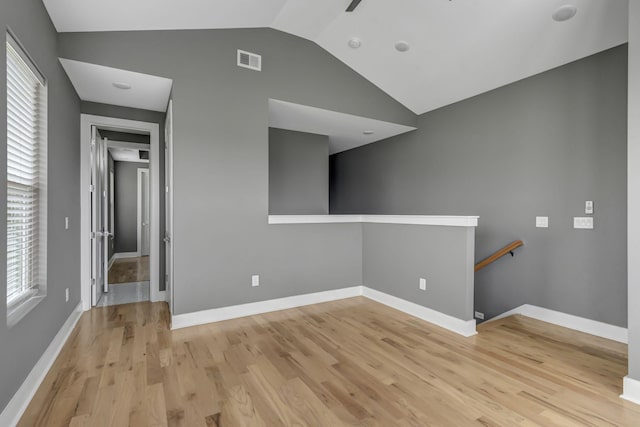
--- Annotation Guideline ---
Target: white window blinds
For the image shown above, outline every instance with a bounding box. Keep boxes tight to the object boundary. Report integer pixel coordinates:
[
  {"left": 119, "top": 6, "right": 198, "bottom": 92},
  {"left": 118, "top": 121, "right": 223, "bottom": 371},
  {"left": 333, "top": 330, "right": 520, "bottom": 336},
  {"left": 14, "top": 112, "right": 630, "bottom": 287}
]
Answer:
[{"left": 6, "top": 34, "right": 47, "bottom": 309}]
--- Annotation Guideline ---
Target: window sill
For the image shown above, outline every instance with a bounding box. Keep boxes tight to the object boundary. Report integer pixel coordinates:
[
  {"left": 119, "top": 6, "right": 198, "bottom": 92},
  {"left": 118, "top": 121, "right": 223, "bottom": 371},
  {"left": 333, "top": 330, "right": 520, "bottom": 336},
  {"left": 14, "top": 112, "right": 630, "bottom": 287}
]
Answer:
[{"left": 7, "top": 294, "right": 45, "bottom": 328}]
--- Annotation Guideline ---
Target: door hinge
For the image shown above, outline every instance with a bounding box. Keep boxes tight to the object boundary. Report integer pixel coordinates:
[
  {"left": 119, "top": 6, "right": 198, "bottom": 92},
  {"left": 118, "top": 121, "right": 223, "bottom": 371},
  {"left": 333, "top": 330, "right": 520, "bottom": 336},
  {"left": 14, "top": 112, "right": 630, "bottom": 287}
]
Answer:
[{"left": 89, "top": 184, "right": 95, "bottom": 193}]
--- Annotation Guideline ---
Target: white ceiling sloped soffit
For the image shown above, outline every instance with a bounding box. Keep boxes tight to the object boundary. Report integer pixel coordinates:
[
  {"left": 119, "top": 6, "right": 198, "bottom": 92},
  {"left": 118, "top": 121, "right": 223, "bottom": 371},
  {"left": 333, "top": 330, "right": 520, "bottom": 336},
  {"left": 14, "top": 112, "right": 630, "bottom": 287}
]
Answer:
[
  {"left": 59, "top": 59, "right": 173, "bottom": 112},
  {"left": 45, "top": 0, "right": 629, "bottom": 115},
  {"left": 268, "top": 99, "right": 416, "bottom": 154}
]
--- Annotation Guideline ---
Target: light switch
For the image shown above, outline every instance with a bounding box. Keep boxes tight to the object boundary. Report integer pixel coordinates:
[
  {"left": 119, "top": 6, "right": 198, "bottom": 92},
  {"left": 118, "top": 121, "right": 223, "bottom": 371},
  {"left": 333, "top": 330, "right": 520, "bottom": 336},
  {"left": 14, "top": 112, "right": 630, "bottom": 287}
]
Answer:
[
  {"left": 573, "top": 217, "right": 594, "bottom": 229},
  {"left": 585, "top": 201, "right": 593, "bottom": 215},
  {"left": 536, "top": 216, "right": 549, "bottom": 228}
]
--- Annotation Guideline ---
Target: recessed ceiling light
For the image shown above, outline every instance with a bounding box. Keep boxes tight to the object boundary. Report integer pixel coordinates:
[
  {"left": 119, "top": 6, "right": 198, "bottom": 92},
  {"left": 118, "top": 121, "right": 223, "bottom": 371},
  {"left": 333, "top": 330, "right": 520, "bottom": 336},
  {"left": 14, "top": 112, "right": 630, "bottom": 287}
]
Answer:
[
  {"left": 395, "top": 41, "right": 410, "bottom": 52},
  {"left": 348, "top": 37, "right": 362, "bottom": 49},
  {"left": 112, "top": 82, "right": 132, "bottom": 90},
  {"left": 363, "top": 130, "right": 374, "bottom": 135},
  {"left": 552, "top": 5, "right": 577, "bottom": 22}
]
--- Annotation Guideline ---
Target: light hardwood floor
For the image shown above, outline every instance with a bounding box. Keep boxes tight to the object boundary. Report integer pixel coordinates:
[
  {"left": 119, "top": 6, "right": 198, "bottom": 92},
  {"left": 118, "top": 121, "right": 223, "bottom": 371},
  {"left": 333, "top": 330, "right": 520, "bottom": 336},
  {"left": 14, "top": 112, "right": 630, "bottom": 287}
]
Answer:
[
  {"left": 18, "top": 297, "right": 640, "bottom": 426},
  {"left": 108, "top": 256, "right": 150, "bottom": 284}
]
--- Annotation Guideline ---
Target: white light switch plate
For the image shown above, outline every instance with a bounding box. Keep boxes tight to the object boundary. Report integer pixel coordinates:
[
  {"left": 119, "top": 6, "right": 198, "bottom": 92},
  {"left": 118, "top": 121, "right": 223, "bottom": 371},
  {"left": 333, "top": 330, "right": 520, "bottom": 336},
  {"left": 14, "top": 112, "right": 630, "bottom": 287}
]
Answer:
[
  {"left": 419, "top": 278, "right": 426, "bottom": 291},
  {"left": 251, "top": 275, "right": 259, "bottom": 287},
  {"left": 573, "top": 217, "right": 594, "bottom": 229},
  {"left": 535, "top": 216, "right": 549, "bottom": 228}
]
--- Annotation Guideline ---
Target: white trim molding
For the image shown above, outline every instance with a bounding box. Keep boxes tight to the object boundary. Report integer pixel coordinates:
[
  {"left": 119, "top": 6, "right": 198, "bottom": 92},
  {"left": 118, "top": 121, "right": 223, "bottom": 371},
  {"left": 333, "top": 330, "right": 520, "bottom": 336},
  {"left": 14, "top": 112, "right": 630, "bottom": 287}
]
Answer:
[
  {"left": 80, "top": 114, "right": 161, "bottom": 310},
  {"left": 0, "top": 302, "right": 83, "bottom": 427},
  {"left": 112, "top": 252, "right": 140, "bottom": 260},
  {"left": 172, "top": 286, "right": 477, "bottom": 337},
  {"left": 487, "top": 304, "right": 628, "bottom": 344},
  {"left": 268, "top": 215, "right": 479, "bottom": 227},
  {"left": 172, "top": 287, "right": 363, "bottom": 329},
  {"left": 362, "top": 287, "right": 477, "bottom": 337},
  {"left": 622, "top": 376, "right": 640, "bottom": 405}
]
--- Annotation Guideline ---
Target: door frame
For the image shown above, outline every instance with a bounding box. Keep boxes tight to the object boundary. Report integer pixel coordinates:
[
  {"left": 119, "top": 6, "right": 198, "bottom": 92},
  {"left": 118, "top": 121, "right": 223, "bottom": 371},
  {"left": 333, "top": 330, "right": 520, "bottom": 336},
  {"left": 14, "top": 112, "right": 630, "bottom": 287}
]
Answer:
[
  {"left": 165, "top": 100, "right": 174, "bottom": 314},
  {"left": 80, "top": 114, "right": 162, "bottom": 311},
  {"left": 137, "top": 168, "right": 150, "bottom": 257}
]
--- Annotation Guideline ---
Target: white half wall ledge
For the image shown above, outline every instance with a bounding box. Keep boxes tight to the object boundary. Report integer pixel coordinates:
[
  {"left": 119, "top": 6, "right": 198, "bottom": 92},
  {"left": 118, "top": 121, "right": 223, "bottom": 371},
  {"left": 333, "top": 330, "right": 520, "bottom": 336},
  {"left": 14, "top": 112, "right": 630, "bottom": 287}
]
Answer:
[
  {"left": 268, "top": 215, "right": 479, "bottom": 227},
  {"left": 0, "top": 302, "right": 83, "bottom": 427},
  {"left": 622, "top": 377, "right": 640, "bottom": 405},
  {"left": 486, "top": 304, "right": 628, "bottom": 344},
  {"left": 171, "top": 285, "right": 477, "bottom": 338}
]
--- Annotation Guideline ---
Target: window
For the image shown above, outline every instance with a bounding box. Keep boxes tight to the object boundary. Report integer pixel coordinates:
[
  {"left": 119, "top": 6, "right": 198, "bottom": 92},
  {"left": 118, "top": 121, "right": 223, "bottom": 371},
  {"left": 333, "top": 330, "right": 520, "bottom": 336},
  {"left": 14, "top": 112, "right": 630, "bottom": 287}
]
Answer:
[{"left": 6, "top": 32, "right": 47, "bottom": 326}]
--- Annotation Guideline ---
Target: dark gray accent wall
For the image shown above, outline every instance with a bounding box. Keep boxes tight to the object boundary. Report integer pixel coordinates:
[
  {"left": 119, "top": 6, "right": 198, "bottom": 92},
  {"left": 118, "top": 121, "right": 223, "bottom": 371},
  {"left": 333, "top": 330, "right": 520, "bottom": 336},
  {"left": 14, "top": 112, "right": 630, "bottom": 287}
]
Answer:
[
  {"left": 269, "top": 128, "right": 329, "bottom": 214},
  {"left": 363, "top": 224, "right": 475, "bottom": 320},
  {"left": 331, "top": 46, "right": 628, "bottom": 327},
  {"left": 0, "top": 0, "right": 81, "bottom": 414},
  {"left": 59, "top": 29, "right": 413, "bottom": 315},
  {"left": 81, "top": 101, "right": 165, "bottom": 290},
  {"left": 114, "top": 162, "right": 148, "bottom": 254}
]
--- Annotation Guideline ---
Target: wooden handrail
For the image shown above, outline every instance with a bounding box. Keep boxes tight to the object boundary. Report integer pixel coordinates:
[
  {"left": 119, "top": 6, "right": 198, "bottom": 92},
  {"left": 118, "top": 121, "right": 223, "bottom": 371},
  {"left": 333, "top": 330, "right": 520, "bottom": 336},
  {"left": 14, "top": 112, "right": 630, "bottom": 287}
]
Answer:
[{"left": 475, "top": 240, "right": 523, "bottom": 272}]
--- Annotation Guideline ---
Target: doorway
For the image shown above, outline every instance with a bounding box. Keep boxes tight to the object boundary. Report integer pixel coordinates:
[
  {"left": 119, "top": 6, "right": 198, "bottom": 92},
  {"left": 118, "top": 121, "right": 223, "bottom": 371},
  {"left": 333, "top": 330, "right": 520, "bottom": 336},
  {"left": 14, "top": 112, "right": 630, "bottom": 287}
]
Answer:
[{"left": 80, "top": 115, "right": 163, "bottom": 310}]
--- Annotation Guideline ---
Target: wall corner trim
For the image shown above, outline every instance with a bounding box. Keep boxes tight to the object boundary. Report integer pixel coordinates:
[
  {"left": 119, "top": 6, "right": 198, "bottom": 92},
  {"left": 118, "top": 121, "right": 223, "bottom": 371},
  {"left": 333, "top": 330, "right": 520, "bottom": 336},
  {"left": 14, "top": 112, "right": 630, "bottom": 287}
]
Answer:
[
  {"left": 0, "top": 302, "right": 83, "bottom": 427},
  {"left": 621, "top": 376, "right": 640, "bottom": 405},
  {"left": 362, "top": 287, "right": 477, "bottom": 337},
  {"left": 486, "top": 304, "right": 628, "bottom": 343}
]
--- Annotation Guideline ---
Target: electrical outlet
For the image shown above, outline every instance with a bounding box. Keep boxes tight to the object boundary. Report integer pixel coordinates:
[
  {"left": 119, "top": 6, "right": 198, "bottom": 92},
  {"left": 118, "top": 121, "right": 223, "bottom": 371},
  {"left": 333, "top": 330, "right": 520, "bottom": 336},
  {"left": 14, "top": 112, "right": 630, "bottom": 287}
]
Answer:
[
  {"left": 65, "top": 288, "right": 69, "bottom": 302},
  {"left": 419, "top": 277, "right": 426, "bottom": 291},
  {"left": 252, "top": 275, "right": 259, "bottom": 287},
  {"left": 474, "top": 311, "right": 484, "bottom": 320}
]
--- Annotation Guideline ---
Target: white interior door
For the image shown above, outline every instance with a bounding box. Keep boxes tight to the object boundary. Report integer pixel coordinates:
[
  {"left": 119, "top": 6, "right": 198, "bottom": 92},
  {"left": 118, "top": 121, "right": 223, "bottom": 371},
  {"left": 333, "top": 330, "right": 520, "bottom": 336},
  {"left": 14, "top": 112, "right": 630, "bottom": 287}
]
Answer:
[
  {"left": 138, "top": 168, "right": 150, "bottom": 257},
  {"left": 90, "top": 128, "right": 109, "bottom": 304},
  {"left": 164, "top": 100, "right": 174, "bottom": 312},
  {"left": 101, "top": 137, "right": 110, "bottom": 292}
]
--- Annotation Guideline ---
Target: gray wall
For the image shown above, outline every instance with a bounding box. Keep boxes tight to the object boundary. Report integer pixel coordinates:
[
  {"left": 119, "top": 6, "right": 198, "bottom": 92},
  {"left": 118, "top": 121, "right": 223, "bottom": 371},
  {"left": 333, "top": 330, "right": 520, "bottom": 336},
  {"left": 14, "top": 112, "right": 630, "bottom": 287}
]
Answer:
[
  {"left": 269, "top": 128, "right": 329, "bottom": 214},
  {"left": 364, "top": 224, "right": 475, "bottom": 320},
  {"left": 59, "top": 28, "right": 413, "bottom": 314},
  {"left": 331, "top": 45, "right": 628, "bottom": 327},
  {"left": 0, "top": 0, "right": 81, "bottom": 414},
  {"left": 114, "top": 162, "right": 149, "bottom": 254},
  {"left": 81, "top": 101, "right": 166, "bottom": 290}
]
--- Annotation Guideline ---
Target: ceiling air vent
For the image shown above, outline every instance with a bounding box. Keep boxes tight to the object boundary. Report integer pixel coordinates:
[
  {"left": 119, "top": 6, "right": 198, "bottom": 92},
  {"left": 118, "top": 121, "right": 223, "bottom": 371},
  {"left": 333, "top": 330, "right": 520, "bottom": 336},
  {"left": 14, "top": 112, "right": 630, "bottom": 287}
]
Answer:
[{"left": 237, "top": 49, "right": 261, "bottom": 71}]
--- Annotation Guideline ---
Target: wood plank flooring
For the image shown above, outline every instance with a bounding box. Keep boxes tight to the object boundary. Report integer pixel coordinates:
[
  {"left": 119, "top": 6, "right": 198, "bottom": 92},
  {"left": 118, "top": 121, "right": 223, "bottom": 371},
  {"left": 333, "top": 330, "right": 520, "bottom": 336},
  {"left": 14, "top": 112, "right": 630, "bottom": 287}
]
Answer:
[
  {"left": 18, "top": 297, "right": 640, "bottom": 426},
  {"left": 108, "top": 256, "right": 150, "bottom": 284}
]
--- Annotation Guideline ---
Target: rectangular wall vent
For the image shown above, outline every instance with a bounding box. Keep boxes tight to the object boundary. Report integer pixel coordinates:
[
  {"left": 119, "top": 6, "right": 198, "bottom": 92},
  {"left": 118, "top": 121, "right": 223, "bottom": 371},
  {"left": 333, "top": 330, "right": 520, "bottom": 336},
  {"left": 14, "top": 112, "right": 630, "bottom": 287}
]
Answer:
[{"left": 237, "top": 49, "right": 261, "bottom": 71}]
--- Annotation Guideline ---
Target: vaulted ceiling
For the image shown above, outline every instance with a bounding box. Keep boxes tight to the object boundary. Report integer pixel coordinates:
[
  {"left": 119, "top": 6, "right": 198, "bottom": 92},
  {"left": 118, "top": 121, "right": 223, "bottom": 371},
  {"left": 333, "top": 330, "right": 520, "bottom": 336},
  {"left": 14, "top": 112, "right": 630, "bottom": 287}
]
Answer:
[{"left": 43, "top": 0, "right": 629, "bottom": 114}]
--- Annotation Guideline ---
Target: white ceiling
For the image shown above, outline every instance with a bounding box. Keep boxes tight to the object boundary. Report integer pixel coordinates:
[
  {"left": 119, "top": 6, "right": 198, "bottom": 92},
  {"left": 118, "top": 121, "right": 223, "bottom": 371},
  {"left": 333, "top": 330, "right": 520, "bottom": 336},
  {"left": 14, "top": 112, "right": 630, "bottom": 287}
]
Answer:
[
  {"left": 269, "top": 99, "right": 416, "bottom": 154},
  {"left": 45, "top": 0, "right": 629, "bottom": 114},
  {"left": 59, "top": 58, "right": 173, "bottom": 112}
]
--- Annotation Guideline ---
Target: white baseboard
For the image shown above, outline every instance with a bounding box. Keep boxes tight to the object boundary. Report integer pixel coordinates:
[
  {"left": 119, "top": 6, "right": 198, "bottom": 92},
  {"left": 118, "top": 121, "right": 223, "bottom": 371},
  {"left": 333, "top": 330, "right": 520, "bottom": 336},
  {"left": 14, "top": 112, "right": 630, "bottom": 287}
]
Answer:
[
  {"left": 172, "top": 286, "right": 477, "bottom": 337},
  {"left": 0, "top": 302, "right": 83, "bottom": 427},
  {"left": 362, "top": 287, "right": 477, "bottom": 337},
  {"left": 622, "top": 376, "right": 640, "bottom": 405},
  {"left": 486, "top": 304, "right": 628, "bottom": 344},
  {"left": 154, "top": 290, "right": 166, "bottom": 303},
  {"left": 112, "top": 251, "right": 140, "bottom": 260},
  {"left": 172, "top": 286, "right": 364, "bottom": 330}
]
